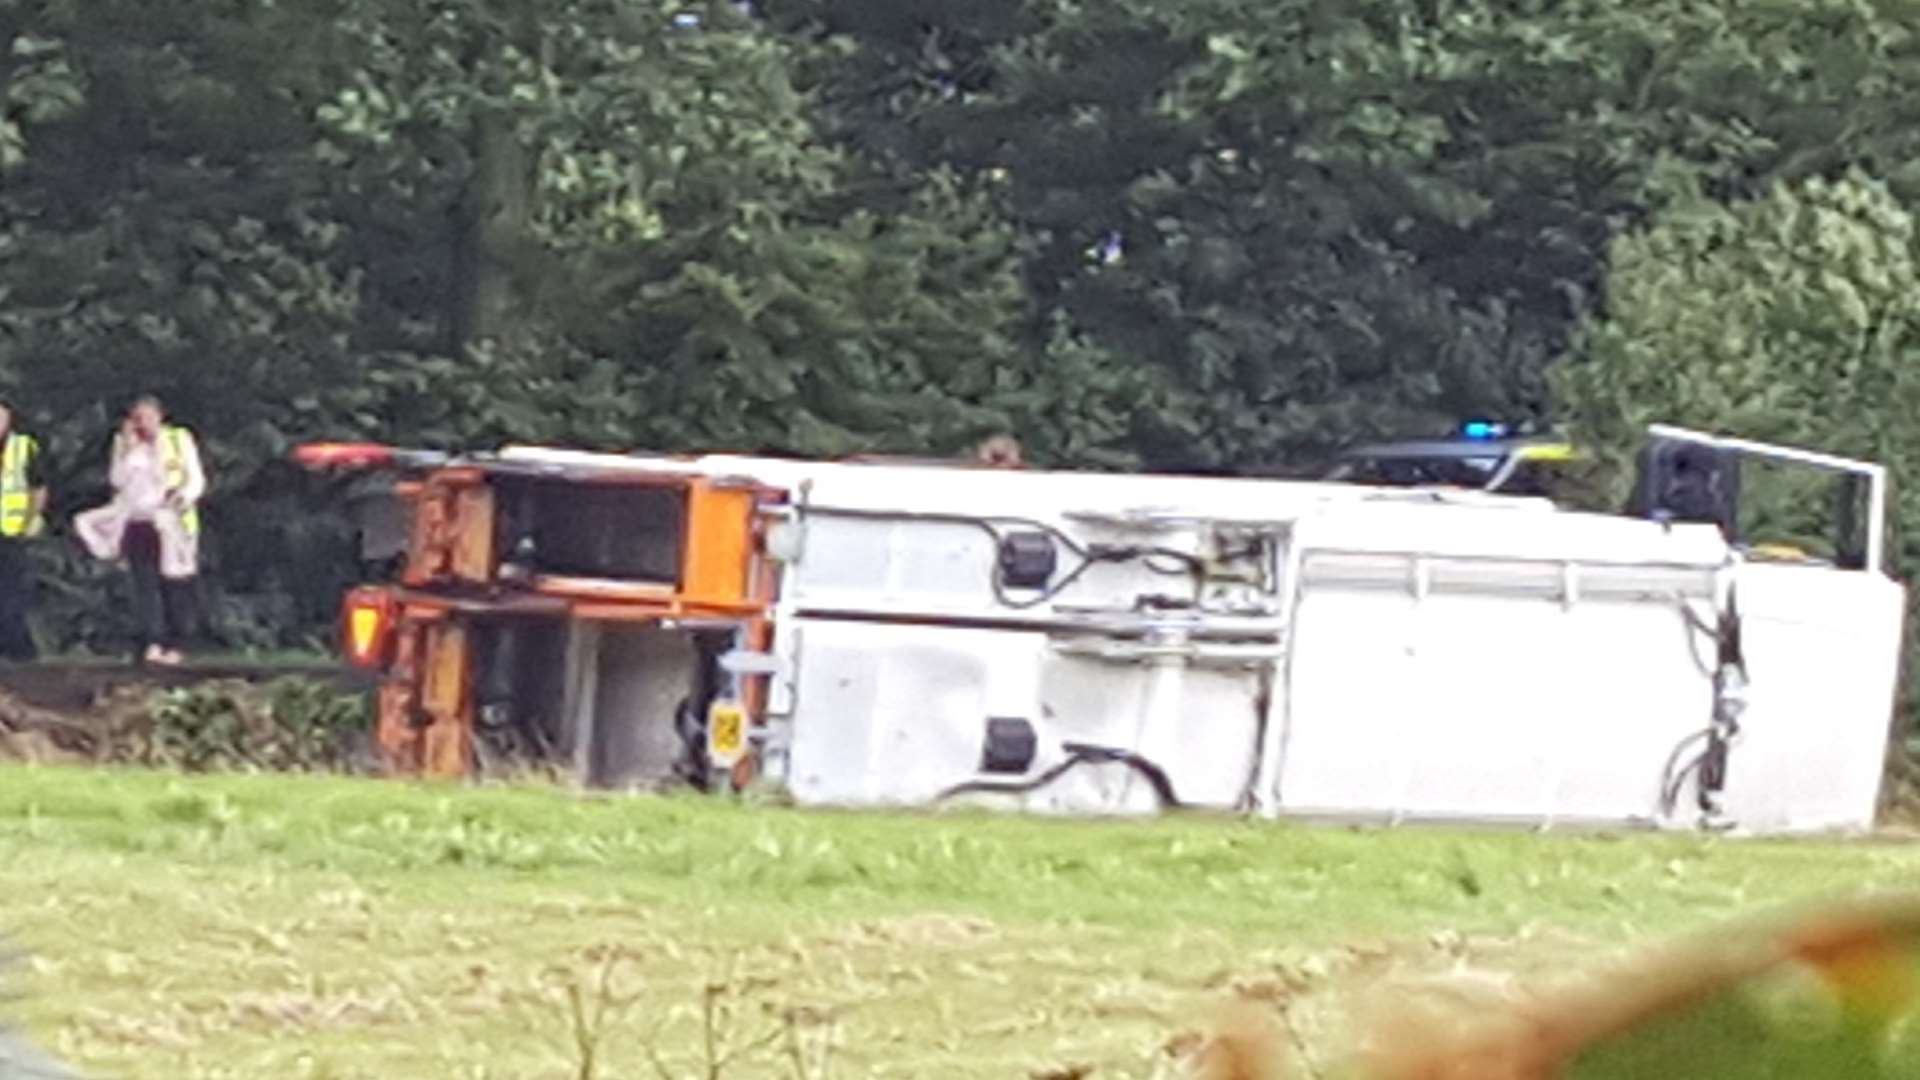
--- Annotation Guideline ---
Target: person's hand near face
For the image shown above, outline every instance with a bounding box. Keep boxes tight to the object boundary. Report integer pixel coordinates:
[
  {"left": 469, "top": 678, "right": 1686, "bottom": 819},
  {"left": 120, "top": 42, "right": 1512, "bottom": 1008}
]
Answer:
[{"left": 131, "top": 401, "right": 162, "bottom": 442}]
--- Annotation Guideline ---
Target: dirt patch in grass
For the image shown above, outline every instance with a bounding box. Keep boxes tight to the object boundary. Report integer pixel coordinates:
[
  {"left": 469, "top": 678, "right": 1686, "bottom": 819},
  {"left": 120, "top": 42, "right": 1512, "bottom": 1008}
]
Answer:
[{"left": 0, "top": 670, "right": 373, "bottom": 774}]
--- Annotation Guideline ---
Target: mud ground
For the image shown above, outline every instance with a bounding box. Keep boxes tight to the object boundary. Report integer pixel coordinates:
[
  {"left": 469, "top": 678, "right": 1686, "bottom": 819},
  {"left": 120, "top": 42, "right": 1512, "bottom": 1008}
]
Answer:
[
  {"left": 1, "top": 661, "right": 355, "bottom": 713},
  {"left": 0, "top": 662, "right": 366, "bottom": 764}
]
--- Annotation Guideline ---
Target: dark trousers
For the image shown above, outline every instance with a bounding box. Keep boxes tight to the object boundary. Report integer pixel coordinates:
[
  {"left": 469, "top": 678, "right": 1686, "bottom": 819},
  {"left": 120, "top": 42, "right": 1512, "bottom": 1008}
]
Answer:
[
  {"left": 0, "top": 538, "right": 35, "bottom": 661},
  {"left": 125, "top": 522, "right": 198, "bottom": 652}
]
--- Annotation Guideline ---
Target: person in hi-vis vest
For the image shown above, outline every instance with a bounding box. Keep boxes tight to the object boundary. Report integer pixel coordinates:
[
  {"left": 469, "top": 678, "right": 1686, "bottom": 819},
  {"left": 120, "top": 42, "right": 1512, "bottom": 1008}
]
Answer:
[
  {"left": 0, "top": 396, "right": 49, "bottom": 662},
  {"left": 103, "top": 395, "right": 207, "bottom": 666}
]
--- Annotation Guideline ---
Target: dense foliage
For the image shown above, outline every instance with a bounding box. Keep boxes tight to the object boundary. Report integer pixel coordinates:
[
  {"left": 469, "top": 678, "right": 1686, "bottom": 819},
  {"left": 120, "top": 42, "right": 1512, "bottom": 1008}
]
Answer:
[
  {"left": 4, "top": 0, "right": 1920, "bottom": 670},
  {"left": 1554, "top": 172, "right": 1920, "bottom": 731},
  {"left": 1556, "top": 172, "right": 1920, "bottom": 554}
]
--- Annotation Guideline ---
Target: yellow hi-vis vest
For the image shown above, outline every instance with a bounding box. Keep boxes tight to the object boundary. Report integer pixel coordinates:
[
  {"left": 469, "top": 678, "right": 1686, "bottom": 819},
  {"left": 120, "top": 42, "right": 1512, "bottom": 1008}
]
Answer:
[
  {"left": 161, "top": 426, "right": 199, "bottom": 536},
  {"left": 113, "top": 426, "right": 200, "bottom": 536},
  {"left": 0, "top": 432, "right": 43, "bottom": 539}
]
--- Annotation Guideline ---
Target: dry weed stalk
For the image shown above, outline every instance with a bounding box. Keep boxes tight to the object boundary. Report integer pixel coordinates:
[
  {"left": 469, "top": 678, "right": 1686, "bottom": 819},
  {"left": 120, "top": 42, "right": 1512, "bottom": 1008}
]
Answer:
[
  {"left": 778, "top": 1003, "right": 844, "bottom": 1080},
  {"left": 540, "top": 946, "right": 648, "bottom": 1080},
  {"left": 678, "top": 970, "right": 786, "bottom": 1080},
  {"left": 532, "top": 944, "right": 855, "bottom": 1080}
]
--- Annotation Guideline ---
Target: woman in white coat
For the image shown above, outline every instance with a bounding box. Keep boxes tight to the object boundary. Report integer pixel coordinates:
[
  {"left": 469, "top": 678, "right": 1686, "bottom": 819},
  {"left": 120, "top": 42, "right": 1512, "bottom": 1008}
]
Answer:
[{"left": 74, "top": 395, "right": 207, "bottom": 666}]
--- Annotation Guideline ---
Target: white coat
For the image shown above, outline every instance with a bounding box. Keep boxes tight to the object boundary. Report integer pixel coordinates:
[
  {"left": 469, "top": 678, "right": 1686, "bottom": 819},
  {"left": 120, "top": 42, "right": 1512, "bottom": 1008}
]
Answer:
[{"left": 73, "top": 426, "right": 207, "bottom": 580}]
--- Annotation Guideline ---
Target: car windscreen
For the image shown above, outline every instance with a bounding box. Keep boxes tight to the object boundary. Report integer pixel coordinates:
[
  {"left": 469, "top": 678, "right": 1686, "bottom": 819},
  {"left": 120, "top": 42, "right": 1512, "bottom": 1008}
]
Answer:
[{"left": 1341, "top": 454, "right": 1501, "bottom": 489}]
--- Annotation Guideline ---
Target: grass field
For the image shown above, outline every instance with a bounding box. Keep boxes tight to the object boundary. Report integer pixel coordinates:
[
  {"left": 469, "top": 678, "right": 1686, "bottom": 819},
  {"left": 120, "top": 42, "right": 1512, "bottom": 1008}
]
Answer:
[{"left": 2, "top": 766, "right": 1918, "bottom": 1079}]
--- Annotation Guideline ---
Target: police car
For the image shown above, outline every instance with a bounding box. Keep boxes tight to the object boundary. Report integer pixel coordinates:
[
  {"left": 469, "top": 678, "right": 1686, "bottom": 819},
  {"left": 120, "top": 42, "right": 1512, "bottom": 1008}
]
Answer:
[{"left": 1324, "top": 421, "right": 1579, "bottom": 497}]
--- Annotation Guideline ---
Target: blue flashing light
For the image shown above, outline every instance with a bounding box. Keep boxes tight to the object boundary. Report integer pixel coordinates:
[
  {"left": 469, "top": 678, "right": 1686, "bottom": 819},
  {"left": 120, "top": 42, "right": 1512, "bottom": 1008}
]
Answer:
[{"left": 1461, "top": 420, "right": 1509, "bottom": 441}]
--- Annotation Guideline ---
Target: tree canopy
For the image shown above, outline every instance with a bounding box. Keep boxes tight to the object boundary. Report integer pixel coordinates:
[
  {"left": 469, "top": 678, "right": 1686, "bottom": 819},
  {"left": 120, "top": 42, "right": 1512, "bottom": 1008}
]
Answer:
[
  {"left": 1556, "top": 170, "right": 1920, "bottom": 572},
  {"left": 4, "top": 0, "right": 1920, "bottom": 656}
]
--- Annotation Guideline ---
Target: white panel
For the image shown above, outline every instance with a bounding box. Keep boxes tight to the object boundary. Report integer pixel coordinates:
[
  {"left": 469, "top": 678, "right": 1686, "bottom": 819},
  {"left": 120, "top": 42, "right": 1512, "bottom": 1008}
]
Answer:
[
  {"left": 784, "top": 618, "right": 1265, "bottom": 813},
  {"left": 778, "top": 480, "right": 1724, "bottom": 628},
  {"left": 1292, "top": 503, "right": 1731, "bottom": 568},
  {"left": 782, "top": 513, "right": 1276, "bottom": 622},
  {"left": 1717, "top": 565, "right": 1905, "bottom": 833},
  {"left": 1273, "top": 579, "right": 1714, "bottom": 826},
  {"left": 1037, "top": 648, "right": 1263, "bottom": 811},
  {"left": 785, "top": 620, "right": 1042, "bottom": 806}
]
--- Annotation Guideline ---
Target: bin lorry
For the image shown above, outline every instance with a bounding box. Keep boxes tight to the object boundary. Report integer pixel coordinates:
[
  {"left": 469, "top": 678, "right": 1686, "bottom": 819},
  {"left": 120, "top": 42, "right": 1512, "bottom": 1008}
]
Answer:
[{"left": 296, "top": 424, "right": 1904, "bottom": 834}]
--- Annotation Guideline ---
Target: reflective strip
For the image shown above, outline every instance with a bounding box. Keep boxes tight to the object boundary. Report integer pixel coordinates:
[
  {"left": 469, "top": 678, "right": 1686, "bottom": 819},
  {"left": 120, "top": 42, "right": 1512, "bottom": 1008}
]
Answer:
[
  {"left": 0, "top": 494, "right": 27, "bottom": 535},
  {"left": 1513, "top": 443, "right": 1578, "bottom": 462},
  {"left": 162, "top": 427, "right": 200, "bottom": 536},
  {"left": 0, "top": 434, "right": 40, "bottom": 538}
]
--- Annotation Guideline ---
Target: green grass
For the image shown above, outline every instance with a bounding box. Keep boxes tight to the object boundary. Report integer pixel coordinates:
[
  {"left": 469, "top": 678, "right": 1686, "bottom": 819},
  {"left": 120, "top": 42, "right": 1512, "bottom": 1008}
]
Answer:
[{"left": 1, "top": 766, "right": 1916, "bottom": 1079}]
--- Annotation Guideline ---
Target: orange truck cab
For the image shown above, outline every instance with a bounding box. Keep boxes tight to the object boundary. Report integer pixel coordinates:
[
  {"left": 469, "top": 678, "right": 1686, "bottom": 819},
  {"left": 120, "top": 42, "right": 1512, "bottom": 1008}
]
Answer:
[{"left": 299, "top": 443, "right": 784, "bottom": 789}]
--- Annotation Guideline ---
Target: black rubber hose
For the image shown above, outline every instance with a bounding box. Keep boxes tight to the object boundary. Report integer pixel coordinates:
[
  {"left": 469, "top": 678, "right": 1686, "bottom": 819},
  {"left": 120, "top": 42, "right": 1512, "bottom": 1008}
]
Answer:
[{"left": 936, "top": 743, "right": 1183, "bottom": 809}]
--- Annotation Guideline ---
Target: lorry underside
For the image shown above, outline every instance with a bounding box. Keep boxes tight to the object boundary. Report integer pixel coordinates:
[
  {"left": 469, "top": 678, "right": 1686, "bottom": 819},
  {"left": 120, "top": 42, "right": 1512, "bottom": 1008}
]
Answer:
[{"left": 318, "top": 452, "right": 776, "bottom": 791}]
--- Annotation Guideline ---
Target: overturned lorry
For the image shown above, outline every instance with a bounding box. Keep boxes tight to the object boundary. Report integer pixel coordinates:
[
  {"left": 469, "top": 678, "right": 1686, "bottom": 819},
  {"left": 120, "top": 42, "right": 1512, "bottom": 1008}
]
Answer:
[{"left": 296, "top": 426, "right": 1905, "bottom": 834}]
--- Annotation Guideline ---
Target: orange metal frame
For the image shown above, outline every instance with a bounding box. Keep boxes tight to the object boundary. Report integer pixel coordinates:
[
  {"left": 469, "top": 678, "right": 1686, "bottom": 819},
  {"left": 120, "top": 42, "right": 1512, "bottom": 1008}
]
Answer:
[{"left": 362, "top": 467, "right": 783, "bottom": 781}]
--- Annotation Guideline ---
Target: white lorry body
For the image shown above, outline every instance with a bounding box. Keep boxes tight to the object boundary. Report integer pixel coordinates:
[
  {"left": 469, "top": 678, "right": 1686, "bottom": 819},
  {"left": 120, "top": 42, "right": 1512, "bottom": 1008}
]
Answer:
[{"left": 498, "top": 429, "right": 1904, "bottom": 834}]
